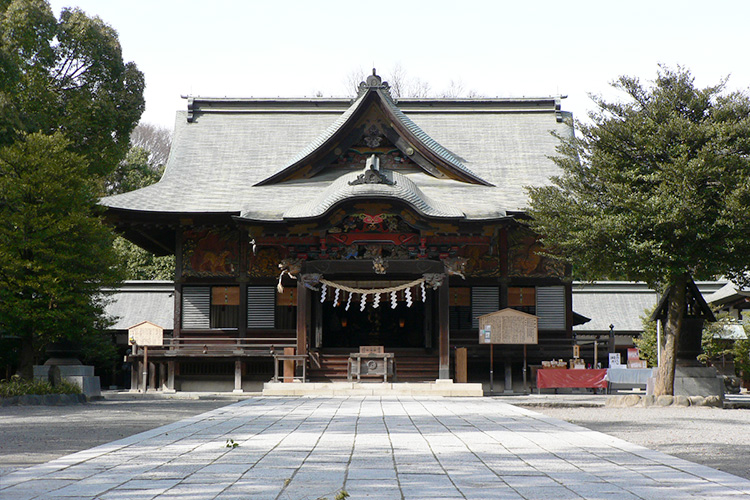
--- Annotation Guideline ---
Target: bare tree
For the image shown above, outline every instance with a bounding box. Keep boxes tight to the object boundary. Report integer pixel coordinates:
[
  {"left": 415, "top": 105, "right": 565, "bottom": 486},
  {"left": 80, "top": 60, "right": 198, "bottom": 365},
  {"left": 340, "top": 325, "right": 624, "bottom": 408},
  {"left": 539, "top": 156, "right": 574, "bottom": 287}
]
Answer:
[
  {"left": 439, "top": 79, "right": 465, "bottom": 98},
  {"left": 343, "top": 66, "right": 483, "bottom": 99},
  {"left": 343, "top": 67, "right": 367, "bottom": 96},
  {"left": 130, "top": 123, "right": 172, "bottom": 167},
  {"left": 387, "top": 63, "right": 408, "bottom": 98}
]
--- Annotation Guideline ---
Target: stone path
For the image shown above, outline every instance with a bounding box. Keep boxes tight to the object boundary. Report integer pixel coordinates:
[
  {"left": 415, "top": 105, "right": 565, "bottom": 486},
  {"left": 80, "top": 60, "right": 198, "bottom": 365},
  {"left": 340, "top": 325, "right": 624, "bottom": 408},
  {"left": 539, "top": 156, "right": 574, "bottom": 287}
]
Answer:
[{"left": 1, "top": 397, "right": 749, "bottom": 499}]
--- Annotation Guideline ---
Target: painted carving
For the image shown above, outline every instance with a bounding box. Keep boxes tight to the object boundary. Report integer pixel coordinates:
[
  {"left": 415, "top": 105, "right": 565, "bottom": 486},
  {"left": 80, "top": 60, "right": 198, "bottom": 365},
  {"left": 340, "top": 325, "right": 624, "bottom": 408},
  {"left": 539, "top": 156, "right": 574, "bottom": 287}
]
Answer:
[
  {"left": 328, "top": 212, "right": 414, "bottom": 234},
  {"left": 277, "top": 258, "right": 303, "bottom": 292},
  {"left": 508, "top": 228, "right": 565, "bottom": 278},
  {"left": 442, "top": 256, "right": 468, "bottom": 280},
  {"left": 247, "top": 247, "right": 281, "bottom": 278},
  {"left": 300, "top": 273, "right": 323, "bottom": 290},
  {"left": 372, "top": 256, "right": 388, "bottom": 274},
  {"left": 182, "top": 227, "right": 239, "bottom": 277},
  {"left": 461, "top": 245, "right": 500, "bottom": 278},
  {"left": 423, "top": 273, "right": 445, "bottom": 289}
]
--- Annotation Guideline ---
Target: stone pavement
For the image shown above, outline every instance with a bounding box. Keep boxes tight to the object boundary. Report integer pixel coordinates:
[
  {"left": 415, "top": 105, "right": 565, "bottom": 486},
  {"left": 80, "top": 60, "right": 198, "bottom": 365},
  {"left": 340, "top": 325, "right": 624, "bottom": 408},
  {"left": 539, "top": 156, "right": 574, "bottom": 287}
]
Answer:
[{"left": 1, "top": 397, "right": 749, "bottom": 500}]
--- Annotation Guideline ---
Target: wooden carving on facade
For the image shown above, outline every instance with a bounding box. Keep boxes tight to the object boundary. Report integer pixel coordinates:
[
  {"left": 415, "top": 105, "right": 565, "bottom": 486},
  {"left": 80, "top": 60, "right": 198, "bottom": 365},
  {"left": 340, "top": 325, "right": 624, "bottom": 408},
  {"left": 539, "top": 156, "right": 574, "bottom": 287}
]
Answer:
[
  {"left": 508, "top": 227, "right": 564, "bottom": 278},
  {"left": 247, "top": 247, "right": 283, "bottom": 278},
  {"left": 460, "top": 245, "right": 501, "bottom": 278},
  {"left": 181, "top": 227, "right": 240, "bottom": 277}
]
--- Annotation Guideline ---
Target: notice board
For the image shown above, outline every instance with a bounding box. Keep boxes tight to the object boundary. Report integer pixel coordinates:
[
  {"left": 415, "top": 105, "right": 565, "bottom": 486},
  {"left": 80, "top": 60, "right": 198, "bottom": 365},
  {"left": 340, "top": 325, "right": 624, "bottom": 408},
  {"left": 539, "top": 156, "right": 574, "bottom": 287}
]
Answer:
[
  {"left": 128, "top": 320, "right": 164, "bottom": 346},
  {"left": 478, "top": 308, "right": 538, "bottom": 345}
]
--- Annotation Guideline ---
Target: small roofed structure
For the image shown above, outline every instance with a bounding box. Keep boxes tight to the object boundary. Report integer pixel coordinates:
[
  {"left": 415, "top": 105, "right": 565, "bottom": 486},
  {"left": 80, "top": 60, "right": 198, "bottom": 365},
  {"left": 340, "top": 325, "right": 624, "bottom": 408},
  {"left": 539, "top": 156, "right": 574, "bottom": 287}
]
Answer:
[{"left": 649, "top": 277, "right": 716, "bottom": 366}]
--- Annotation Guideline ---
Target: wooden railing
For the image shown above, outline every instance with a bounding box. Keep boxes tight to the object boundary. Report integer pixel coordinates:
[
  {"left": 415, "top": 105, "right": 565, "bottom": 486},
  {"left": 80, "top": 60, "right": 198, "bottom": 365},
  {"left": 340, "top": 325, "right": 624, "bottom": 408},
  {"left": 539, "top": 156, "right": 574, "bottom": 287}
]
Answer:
[{"left": 135, "top": 337, "right": 296, "bottom": 357}]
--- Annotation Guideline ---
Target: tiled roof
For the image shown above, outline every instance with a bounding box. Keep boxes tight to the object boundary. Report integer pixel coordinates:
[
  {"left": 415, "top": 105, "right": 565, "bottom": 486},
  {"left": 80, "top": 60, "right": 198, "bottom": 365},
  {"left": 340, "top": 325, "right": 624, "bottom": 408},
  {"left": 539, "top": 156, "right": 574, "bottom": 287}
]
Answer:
[
  {"left": 101, "top": 96, "right": 573, "bottom": 220},
  {"left": 279, "top": 168, "right": 464, "bottom": 220},
  {"left": 572, "top": 281, "right": 727, "bottom": 334},
  {"left": 102, "top": 281, "right": 174, "bottom": 330}
]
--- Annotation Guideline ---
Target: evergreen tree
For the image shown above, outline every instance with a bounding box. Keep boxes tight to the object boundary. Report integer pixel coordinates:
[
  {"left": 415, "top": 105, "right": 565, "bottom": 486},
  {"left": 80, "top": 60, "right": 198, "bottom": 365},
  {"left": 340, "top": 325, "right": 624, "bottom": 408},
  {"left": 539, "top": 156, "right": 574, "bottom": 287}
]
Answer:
[
  {"left": 0, "top": 133, "right": 122, "bottom": 377},
  {"left": 0, "top": 1, "right": 144, "bottom": 376},
  {"left": 528, "top": 66, "right": 750, "bottom": 395}
]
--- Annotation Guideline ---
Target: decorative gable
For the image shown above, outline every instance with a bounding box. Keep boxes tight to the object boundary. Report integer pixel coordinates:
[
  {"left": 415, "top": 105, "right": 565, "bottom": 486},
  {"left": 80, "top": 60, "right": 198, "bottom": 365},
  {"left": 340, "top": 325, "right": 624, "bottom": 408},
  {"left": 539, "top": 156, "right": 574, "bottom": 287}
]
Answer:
[{"left": 255, "top": 70, "right": 493, "bottom": 187}]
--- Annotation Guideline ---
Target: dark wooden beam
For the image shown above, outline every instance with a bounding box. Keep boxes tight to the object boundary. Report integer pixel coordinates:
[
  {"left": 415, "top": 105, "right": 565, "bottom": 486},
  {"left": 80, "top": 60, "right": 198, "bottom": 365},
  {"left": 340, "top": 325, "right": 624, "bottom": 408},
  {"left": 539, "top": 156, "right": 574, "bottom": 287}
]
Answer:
[
  {"left": 296, "top": 280, "right": 308, "bottom": 357},
  {"left": 439, "top": 279, "right": 450, "bottom": 379}
]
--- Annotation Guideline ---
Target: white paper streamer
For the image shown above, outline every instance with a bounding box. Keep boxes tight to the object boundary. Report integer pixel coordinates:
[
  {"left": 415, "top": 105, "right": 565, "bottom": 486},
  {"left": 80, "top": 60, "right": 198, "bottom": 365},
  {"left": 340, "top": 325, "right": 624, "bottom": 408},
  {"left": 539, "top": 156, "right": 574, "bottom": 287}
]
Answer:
[
  {"left": 391, "top": 291, "right": 397, "bottom": 309},
  {"left": 320, "top": 283, "right": 327, "bottom": 303},
  {"left": 345, "top": 292, "right": 352, "bottom": 311},
  {"left": 334, "top": 288, "right": 340, "bottom": 307},
  {"left": 360, "top": 293, "right": 367, "bottom": 311},
  {"left": 421, "top": 282, "right": 426, "bottom": 302},
  {"left": 373, "top": 293, "right": 380, "bottom": 308},
  {"left": 405, "top": 287, "right": 413, "bottom": 307}
]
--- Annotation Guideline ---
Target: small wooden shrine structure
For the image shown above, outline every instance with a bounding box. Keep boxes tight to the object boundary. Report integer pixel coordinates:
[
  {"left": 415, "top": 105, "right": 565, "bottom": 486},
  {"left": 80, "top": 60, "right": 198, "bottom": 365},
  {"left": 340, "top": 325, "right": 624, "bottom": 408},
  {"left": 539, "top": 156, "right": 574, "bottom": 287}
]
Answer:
[{"left": 102, "top": 70, "right": 575, "bottom": 391}]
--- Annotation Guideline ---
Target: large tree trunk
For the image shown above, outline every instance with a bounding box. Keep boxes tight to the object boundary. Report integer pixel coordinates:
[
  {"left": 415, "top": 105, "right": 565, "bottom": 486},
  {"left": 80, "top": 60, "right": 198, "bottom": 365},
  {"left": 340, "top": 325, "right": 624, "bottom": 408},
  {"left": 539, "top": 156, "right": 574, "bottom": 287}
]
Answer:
[
  {"left": 653, "top": 274, "right": 687, "bottom": 396},
  {"left": 16, "top": 335, "right": 36, "bottom": 380}
]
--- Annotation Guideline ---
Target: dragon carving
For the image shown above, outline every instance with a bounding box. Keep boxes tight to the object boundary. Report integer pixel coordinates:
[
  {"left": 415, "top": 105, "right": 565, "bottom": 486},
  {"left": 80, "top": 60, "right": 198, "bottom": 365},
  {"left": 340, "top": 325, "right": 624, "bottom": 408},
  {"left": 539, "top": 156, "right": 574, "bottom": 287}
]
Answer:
[
  {"left": 277, "top": 258, "right": 303, "bottom": 292},
  {"left": 443, "top": 256, "right": 468, "bottom": 280}
]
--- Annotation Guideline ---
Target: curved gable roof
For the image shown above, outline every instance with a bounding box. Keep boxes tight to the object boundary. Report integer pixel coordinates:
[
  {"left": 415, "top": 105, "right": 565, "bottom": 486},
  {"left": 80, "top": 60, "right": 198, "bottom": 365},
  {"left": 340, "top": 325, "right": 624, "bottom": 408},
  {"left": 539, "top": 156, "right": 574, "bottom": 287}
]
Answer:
[
  {"left": 255, "top": 73, "right": 492, "bottom": 187},
  {"left": 276, "top": 167, "right": 465, "bottom": 221}
]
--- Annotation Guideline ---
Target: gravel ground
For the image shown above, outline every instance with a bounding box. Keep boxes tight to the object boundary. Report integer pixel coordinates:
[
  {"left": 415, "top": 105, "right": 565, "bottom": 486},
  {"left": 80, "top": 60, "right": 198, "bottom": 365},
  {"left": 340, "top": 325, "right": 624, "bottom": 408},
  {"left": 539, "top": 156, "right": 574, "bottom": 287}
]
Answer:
[
  {"left": 531, "top": 405, "right": 750, "bottom": 480},
  {"left": 0, "top": 398, "right": 232, "bottom": 476}
]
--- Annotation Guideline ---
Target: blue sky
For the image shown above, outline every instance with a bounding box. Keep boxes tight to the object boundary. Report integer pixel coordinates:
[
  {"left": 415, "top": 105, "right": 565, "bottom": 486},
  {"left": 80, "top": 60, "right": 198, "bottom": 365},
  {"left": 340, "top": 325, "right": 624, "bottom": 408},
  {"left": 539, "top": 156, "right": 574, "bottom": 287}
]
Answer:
[{"left": 49, "top": 0, "right": 750, "bottom": 129}]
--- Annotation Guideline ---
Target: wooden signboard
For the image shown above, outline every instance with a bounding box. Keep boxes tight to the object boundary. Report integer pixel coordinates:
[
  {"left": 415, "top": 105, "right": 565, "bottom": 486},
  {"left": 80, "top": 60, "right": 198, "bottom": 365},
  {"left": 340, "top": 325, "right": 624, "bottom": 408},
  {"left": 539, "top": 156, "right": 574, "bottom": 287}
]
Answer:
[
  {"left": 128, "top": 320, "right": 164, "bottom": 346},
  {"left": 478, "top": 308, "right": 538, "bottom": 345}
]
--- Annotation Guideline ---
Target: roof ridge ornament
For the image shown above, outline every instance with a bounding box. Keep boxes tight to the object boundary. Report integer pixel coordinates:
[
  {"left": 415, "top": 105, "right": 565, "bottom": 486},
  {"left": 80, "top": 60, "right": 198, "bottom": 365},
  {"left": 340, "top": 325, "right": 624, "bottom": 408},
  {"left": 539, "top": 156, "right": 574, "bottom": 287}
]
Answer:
[
  {"left": 357, "top": 68, "right": 392, "bottom": 98},
  {"left": 348, "top": 154, "right": 395, "bottom": 186}
]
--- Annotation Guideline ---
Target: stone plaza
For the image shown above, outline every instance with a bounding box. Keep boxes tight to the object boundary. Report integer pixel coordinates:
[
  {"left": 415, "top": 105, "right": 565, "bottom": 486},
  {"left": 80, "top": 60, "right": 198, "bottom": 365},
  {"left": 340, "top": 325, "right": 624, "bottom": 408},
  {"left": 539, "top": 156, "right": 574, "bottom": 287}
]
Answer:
[{"left": 2, "top": 396, "right": 749, "bottom": 499}]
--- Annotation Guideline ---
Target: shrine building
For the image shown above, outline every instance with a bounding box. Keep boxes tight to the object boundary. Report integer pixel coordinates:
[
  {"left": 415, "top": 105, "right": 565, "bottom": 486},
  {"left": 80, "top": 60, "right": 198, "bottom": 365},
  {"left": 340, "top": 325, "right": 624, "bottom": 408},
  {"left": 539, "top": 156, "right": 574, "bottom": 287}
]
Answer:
[{"left": 101, "top": 71, "right": 575, "bottom": 391}]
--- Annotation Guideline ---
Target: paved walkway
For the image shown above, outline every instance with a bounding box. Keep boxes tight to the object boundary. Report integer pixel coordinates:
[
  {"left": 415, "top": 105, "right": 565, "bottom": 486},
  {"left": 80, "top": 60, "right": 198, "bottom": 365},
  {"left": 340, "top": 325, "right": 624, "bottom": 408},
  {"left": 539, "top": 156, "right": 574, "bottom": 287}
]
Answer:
[{"left": 1, "top": 397, "right": 749, "bottom": 500}]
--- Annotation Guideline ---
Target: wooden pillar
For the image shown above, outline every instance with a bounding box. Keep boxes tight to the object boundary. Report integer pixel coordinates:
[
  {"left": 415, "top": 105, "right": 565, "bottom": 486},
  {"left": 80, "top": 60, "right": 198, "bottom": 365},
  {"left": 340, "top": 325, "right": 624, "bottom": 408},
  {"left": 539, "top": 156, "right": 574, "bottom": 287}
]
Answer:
[
  {"left": 130, "top": 359, "right": 140, "bottom": 392},
  {"left": 233, "top": 359, "right": 243, "bottom": 393},
  {"left": 159, "top": 362, "right": 167, "bottom": 391},
  {"left": 239, "top": 283, "right": 248, "bottom": 339},
  {"left": 166, "top": 361, "right": 176, "bottom": 393},
  {"left": 174, "top": 227, "right": 184, "bottom": 339},
  {"left": 439, "top": 278, "right": 450, "bottom": 379},
  {"left": 149, "top": 361, "right": 156, "bottom": 390},
  {"left": 296, "top": 280, "right": 308, "bottom": 357},
  {"left": 283, "top": 347, "right": 295, "bottom": 383}
]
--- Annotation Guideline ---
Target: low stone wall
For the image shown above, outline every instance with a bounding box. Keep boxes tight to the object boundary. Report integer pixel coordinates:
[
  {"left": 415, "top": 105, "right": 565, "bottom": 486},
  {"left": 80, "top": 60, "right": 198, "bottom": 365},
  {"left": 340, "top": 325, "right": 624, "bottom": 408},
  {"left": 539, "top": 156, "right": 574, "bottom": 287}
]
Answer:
[
  {"left": 0, "top": 393, "right": 88, "bottom": 407},
  {"left": 605, "top": 394, "right": 723, "bottom": 408}
]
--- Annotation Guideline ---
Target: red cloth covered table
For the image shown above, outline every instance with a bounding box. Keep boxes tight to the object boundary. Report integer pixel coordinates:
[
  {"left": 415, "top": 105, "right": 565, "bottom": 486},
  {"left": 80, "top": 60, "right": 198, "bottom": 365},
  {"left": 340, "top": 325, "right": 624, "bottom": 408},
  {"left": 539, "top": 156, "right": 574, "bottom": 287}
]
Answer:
[{"left": 536, "top": 368, "right": 608, "bottom": 389}]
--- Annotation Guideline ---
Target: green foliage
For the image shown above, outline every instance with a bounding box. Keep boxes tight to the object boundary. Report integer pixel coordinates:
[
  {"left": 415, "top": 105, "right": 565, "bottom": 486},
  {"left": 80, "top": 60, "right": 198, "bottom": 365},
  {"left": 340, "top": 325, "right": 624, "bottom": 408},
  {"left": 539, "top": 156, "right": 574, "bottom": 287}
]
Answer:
[
  {"left": 637, "top": 308, "right": 750, "bottom": 379},
  {"left": 0, "top": 2, "right": 144, "bottom": 377},
  {"left": 107, "top": 141, "right": 175, "bottom": 280},
  {"left": 0, "top": 374, "right": 81, "bottom": 398},
  {"left": 735, "top": 338, "right": 750, "bottom": 381},
  {"left": 527, "top": 66, "right": 750, "bottom": 287},
  {"left": 0, "top": 132, "right": 124, "bottom": 375},
  {"left": 0, "top": 0, "right": 145, "bottom": 177},
  {"left": 635, "top": 307, "right": 659, "bottom": 367},
  {"left": 699, "top": 312, "right": 738, "bottom": 363},
  {"left": 113, "top": 236, "right": 174, "bottom": 280},
  {"left": 106, "top": 147, "right": 163, "bottom": 195}
]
